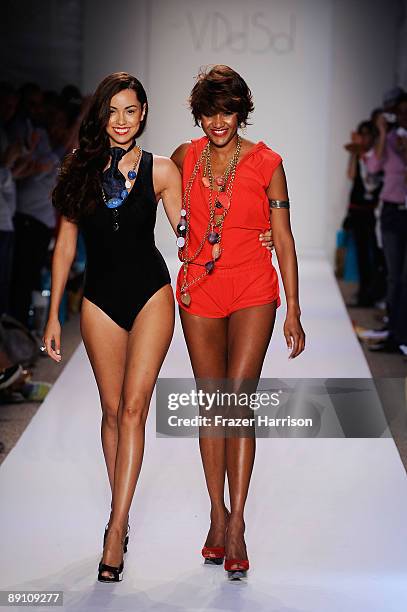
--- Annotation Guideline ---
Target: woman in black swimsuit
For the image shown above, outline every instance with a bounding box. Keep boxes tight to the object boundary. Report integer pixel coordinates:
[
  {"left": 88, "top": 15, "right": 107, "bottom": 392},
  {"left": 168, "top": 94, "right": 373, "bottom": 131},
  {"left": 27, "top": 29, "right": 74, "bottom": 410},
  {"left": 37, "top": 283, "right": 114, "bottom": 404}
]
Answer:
[{"left": 42, "top": 72, "right": 181, "bottom": 582}]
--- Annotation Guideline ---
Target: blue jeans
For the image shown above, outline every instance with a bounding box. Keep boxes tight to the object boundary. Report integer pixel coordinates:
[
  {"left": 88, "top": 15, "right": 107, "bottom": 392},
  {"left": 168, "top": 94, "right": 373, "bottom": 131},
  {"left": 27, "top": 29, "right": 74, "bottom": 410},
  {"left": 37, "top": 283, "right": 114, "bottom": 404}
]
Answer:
[{"left": 381, "top": 201, "right": 407, "bottom": 344}]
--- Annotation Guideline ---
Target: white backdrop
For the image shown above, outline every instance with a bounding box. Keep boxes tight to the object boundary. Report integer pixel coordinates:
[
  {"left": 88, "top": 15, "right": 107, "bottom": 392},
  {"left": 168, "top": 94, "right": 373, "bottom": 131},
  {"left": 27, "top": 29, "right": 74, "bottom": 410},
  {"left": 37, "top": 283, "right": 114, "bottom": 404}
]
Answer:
[{"left": 83, "top": 0, "right": 399, "bottom": 261}]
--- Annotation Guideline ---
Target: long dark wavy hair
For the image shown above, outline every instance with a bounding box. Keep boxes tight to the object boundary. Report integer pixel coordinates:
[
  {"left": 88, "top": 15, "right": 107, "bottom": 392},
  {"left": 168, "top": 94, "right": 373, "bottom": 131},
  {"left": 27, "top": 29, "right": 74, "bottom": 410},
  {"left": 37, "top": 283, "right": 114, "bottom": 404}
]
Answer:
[{"left": 52, "top": 72, "right": 148, "bottom": 222}]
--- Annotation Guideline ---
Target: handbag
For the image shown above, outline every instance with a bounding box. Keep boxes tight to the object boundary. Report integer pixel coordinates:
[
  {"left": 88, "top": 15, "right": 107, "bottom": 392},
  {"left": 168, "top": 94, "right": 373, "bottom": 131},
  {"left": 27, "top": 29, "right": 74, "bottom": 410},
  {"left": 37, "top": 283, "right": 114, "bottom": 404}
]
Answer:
[{"left": 0, "top": 314, "right": 40, "bottom": 367}]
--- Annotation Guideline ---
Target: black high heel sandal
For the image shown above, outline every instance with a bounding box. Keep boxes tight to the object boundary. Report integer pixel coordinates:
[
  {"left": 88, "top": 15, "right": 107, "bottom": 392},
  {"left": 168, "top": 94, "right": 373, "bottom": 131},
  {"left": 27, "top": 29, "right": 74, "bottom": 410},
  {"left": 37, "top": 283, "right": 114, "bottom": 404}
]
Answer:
[
  {"left": 98, "top": 524, "right": 127, "bottom": 583},
  {"left": 97, "top": 560, "right": 124, "bottom": 582},
  {"left": 103, "top": 523, "right": 130, "bottom": 553}
]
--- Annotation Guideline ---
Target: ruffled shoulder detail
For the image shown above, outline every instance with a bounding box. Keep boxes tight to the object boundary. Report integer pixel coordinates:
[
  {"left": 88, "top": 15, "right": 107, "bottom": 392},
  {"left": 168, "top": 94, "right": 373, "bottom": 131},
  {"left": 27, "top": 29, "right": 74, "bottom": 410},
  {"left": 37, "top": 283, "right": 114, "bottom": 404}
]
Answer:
[
  {"left": 248, "top": 142, "right": 283, "bottom": 187},
  {"left": 182, "top": 136, "right": 208, "bottom": 169}
]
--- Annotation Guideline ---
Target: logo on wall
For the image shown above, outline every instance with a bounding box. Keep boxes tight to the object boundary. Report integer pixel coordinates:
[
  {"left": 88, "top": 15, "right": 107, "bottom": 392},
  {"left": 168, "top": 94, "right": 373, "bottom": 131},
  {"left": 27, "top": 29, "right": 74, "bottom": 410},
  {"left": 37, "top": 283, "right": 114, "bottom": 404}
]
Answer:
[{"left": 186, "top": 11, "right": 296, "bottom": 54}]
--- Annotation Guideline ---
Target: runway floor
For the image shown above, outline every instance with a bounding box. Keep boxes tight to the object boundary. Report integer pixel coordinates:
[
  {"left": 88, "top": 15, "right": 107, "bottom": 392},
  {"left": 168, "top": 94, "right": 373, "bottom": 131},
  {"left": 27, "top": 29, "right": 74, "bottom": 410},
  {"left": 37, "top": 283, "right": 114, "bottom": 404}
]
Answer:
[{"left": 1, "top": 256, "right": 407, "bottom": 612}]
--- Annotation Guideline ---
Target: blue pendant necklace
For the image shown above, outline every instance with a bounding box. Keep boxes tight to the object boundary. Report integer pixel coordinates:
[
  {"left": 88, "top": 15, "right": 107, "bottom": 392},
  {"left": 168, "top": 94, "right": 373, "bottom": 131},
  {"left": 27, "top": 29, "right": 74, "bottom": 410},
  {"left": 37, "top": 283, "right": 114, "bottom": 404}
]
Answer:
[
  {"left": 101, "top": 143, "right": 142, "bottom": 230},
  {"left": 103, "top": 145, "right": 142, "bottom": 208}
]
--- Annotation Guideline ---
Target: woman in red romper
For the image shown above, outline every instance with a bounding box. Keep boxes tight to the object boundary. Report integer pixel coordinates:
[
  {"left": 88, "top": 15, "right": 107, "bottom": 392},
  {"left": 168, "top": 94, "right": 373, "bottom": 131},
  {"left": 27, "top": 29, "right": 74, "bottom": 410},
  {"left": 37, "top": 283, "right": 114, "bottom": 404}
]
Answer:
[{"left": 171, "top": 65, "right": 305, "bottom": 579}]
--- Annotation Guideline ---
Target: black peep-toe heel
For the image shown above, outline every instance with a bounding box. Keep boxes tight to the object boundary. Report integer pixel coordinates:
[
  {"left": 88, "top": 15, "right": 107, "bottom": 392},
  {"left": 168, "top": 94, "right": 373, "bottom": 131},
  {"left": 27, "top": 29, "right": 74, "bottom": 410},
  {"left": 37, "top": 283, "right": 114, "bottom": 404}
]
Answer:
[{"left": 97, "top": 560, "right": 124, "bottom": 582}]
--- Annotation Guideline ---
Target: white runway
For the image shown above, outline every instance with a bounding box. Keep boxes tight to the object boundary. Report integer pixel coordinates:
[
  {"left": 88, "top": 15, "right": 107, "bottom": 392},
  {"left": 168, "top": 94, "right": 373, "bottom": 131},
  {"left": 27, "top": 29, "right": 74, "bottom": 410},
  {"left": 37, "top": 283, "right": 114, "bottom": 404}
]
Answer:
[{"left": 1, "top": 256, "right": 407, "bottom": 612}]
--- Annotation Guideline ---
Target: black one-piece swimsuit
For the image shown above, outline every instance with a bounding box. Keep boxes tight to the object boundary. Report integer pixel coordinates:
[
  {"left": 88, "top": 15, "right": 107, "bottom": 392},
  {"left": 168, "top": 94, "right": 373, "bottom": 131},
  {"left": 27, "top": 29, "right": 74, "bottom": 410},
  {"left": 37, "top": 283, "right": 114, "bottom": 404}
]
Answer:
[{"left": 80, "top": 150, "right": 171, "bottom": 331}]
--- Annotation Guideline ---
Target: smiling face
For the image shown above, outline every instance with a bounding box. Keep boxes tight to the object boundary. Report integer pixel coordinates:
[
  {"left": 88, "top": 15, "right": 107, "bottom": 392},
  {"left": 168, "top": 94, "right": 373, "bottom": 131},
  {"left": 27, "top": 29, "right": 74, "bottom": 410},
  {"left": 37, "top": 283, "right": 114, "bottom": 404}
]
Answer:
[
  {"left": 106, "top": 88, "right": 146, "bottom": 147},
  {"left": 200, "top": 111, "right": 239, "bottom": 148}
]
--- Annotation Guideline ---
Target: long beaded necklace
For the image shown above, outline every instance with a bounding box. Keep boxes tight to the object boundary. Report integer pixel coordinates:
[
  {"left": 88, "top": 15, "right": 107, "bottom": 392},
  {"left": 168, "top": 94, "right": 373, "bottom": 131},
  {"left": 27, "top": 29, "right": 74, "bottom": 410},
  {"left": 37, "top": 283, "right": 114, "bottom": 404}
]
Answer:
[
  {"left": 177, "top": 135, "right": 242, "bottom": 306},
  {"left": 100, "top": 144, "right": 142, "bottom": 231}
]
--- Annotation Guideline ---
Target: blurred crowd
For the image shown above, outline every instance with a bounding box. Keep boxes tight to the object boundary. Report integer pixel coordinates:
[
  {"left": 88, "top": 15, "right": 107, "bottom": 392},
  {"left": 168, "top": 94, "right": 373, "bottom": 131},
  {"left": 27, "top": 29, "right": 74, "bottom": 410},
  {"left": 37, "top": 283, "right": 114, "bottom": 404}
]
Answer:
[
  {"left": 342, "top": 86, "right": 407, "bottom": 360},
  {"left": 0, "top": 82, "right": 88, "bottom": 325},
  {"left": 0, "top": 81, "right": 89, "bottom": 400}
]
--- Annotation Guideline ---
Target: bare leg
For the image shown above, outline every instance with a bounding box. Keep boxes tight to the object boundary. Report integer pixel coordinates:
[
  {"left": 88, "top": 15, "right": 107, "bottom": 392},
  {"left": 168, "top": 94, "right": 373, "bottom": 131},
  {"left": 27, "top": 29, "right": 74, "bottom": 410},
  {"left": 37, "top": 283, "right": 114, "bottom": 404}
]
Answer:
[
  {"left": 225, "top": 301, "right": 277, "bottom": 563},
  {"left": 80, "top": 297, "right": 127, "bottom": 496},
  {"left": 179, "top": 308, "right": 230, "bottom": 549},
  {"left": 102, "top": 285, "right": 174, "bottom": 577}
]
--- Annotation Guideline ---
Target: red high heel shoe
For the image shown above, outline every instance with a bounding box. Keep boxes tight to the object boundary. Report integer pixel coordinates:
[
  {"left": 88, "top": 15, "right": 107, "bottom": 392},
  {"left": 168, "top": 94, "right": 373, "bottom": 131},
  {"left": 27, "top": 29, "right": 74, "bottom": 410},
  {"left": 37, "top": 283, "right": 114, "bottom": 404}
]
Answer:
[
  {"left": 224, "top": 558, "right": 249, "bottom": 579},
  {"left": 201, "top": 546, "right": 225, "bottom": 565}
]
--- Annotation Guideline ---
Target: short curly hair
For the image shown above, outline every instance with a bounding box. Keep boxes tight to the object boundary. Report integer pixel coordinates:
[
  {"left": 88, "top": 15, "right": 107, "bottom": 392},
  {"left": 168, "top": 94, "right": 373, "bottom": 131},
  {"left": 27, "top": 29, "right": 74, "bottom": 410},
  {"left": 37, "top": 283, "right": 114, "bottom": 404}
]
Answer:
[{"left": 189, "top": 65, "right": 254, "bottom": 127}]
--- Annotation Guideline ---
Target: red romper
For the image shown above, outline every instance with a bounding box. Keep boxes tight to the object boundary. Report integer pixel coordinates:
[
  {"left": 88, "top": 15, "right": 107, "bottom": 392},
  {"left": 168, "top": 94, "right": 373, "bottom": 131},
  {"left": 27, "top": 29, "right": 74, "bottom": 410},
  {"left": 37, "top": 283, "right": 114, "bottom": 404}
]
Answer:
[{"left": 176, "top": 136, "right": 282, "bottom": 317}]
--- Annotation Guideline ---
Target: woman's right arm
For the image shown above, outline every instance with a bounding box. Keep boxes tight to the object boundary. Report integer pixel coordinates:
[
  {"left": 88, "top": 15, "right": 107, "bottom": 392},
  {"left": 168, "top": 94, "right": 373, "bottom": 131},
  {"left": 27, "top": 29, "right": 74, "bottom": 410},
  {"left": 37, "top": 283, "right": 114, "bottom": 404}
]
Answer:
[{"left": 43, "top": 215, "right": 79, "bottom": 362}]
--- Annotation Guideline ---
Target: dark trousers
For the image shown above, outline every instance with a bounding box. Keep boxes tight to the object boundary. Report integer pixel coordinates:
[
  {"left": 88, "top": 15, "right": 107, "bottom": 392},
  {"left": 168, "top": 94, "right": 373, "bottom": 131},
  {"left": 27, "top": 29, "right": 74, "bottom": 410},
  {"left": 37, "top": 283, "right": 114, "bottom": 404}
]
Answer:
[
  {"left": 9, "top": 213, "right": 53, "bottom": 328},
  {"left": 0, "top": 230, "right": 14, "bottom": 316},
  {"left": 350, "top": 209, "right": 385, "bottom": 303},
  {"left": 380, "top": 202, "right": 407, "bottom": 344}
]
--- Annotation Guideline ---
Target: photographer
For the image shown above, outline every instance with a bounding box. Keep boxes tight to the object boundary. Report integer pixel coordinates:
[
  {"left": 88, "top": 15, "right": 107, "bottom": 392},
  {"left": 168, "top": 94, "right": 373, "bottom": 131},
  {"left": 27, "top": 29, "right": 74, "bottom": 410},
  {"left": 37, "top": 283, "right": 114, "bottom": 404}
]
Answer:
[{"left": 343, "top": 121, "right": 383, "bottom": 307}]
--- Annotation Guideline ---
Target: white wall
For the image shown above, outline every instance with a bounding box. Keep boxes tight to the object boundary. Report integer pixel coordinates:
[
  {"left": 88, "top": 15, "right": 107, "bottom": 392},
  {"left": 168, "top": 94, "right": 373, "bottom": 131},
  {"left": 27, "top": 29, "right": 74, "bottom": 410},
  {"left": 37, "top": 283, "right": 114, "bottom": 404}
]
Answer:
[{"left": 83, "top": 0, "right": 400, "bottom": 262}]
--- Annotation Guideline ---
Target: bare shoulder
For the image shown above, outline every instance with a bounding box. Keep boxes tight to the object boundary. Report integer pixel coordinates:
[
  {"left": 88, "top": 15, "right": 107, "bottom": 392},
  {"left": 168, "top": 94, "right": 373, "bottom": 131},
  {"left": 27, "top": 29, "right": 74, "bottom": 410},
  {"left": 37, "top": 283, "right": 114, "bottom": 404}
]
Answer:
[
  {"left": 152, "top": 154, "right": 182, "bottom": 194},
  {"left": 171, "top": 141, "right": 192, "bottom": 157},
  {"left": 153, "top": 154, "right": 180, "bottom": 178},
  {"left": 170, "top": 141, "right": 192, "bottom": 171}
]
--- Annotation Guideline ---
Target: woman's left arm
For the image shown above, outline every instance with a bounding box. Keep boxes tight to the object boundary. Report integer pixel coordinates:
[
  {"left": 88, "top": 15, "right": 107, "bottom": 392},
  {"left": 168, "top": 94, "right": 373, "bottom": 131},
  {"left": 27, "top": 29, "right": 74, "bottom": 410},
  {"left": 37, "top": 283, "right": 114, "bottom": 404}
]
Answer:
[
  {"left": 267, "top": 163, "right": 305, "bottom": 359},
  {"left": 153, "top": 155, "right": 183, "bottom": 234}
]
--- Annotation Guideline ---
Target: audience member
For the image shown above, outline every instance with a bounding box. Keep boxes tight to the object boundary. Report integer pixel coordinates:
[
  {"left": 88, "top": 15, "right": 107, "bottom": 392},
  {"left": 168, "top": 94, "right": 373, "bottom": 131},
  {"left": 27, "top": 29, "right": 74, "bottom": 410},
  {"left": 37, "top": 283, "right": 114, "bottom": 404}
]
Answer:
[
  {"left": 343, "top": 120, "right": 384, "bottom": 306},
  {"left": 364, "top": 92, "right": 407, "bottom": 355}
]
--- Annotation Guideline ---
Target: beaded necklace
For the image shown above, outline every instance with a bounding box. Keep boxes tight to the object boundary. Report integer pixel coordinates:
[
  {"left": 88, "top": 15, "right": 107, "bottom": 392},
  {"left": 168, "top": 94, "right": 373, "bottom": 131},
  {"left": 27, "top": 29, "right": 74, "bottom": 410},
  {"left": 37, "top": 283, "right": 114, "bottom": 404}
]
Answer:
[{"left": 177, "top": 135, "right": 242, "bottom": 306}]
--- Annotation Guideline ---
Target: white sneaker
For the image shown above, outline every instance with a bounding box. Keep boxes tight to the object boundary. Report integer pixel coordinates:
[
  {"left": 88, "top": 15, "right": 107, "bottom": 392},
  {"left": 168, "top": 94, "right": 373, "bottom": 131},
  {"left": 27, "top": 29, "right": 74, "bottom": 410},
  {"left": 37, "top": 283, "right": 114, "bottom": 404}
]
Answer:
[
  {"left": 399, "top": 344, "right": 407, "bottom": 357},
  {"left": 358, "top": 329, "right": 389, "bottom": 341}
]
